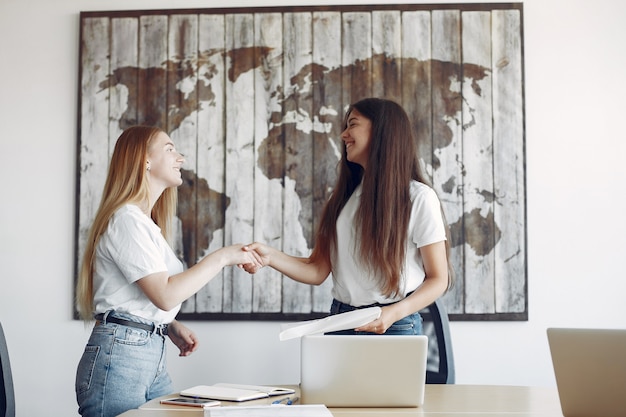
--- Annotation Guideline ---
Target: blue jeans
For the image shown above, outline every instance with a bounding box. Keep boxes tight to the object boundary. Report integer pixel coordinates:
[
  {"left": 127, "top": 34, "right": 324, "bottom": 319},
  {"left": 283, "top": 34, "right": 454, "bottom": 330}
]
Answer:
[
  {"left": 75, "top": 311, "right": 172, "bottom": 417},
  {"left": 328, "top": 298, "right": 423, "bottom": 335}
]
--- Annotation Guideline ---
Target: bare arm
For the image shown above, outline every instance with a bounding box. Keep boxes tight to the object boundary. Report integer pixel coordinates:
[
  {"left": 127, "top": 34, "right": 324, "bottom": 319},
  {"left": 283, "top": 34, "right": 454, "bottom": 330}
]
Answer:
[
  {"left": 356, "top": 240, "right": 449, "bottom": 333},
  {"left": 243, "top": 242, "right": 331, "bottom": 286},
  {"left": 136, "top": 244, "right": 261, "bottom": 311},
  {"left": 167, "top": 319, "right": 199, "bottom": 356}
]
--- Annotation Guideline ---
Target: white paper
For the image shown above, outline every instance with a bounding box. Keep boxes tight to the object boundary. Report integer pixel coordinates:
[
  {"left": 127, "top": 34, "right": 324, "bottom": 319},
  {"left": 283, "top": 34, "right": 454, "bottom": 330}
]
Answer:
[
  {"left": 213, "top": 383, "right": 295, "bottom": 396},
  {"left": 204, "top": 404, "right": 332, "bottom": 417},
  {"left": 180, "top": 385, "right": 269, "bottom": 401},
  {"left": 279, "top": 306, "right": 381, "bottom": 341}
]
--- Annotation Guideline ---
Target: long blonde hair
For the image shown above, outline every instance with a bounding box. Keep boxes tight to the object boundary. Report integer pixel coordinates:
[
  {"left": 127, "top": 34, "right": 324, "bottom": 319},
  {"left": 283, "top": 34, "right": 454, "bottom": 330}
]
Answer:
[{"left": 76, "top": 126, "right": 178, "bottom": 320}]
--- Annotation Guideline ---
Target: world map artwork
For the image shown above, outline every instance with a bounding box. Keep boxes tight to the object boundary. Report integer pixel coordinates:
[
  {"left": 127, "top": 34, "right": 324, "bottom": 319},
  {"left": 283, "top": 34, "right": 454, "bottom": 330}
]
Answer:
[
  {"left": 101, "top": 53, "right": 493, "bottom": 257},
  {"left": 77, "top": 6, "right": 526, "bottom": 320}
]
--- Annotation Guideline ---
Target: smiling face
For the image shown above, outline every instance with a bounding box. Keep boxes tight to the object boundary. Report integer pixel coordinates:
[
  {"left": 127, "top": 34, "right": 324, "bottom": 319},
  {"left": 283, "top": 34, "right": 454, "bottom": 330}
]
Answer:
[
  {"left": 146, "top": 131, "right": 185, "bottom": 190},
  {"left": 341, "top": 108, "right": 372, "bottom": 169}
]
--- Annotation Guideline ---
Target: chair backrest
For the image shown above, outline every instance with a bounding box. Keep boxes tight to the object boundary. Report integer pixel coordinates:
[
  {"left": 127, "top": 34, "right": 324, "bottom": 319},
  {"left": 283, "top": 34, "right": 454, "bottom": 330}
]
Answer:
[
  {"left": 420, "top": 299, "right": 455, "bottom": 384},
  {"left": 0, "top": 322, "right": 15, "bottom": 417}
]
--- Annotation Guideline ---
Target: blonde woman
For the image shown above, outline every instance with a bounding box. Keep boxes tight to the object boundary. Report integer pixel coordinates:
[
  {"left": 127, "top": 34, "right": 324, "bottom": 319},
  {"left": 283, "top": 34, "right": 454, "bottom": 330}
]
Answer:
[{"left": 75, "top": 126, "right": 259, "bottom": 417}]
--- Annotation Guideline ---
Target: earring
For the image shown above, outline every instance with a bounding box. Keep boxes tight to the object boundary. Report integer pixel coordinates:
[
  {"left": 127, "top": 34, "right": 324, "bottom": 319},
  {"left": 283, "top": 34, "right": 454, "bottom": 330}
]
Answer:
[{"left": 146, "top": 164, "right": 151, "bottom": 172}]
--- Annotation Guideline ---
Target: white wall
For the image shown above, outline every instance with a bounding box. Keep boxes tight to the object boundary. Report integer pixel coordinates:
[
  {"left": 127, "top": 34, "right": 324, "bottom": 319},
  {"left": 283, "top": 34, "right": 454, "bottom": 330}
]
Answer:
[{"left": 1, "top": 0, "right": 625, "bottom": 416}]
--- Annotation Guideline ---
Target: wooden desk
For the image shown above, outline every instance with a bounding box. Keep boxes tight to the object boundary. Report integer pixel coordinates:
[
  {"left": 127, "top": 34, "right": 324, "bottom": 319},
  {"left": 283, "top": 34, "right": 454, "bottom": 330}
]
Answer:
[
  {"left": 333, "top": 385, "right": 562, "bottom": 416},
  {"left": 118, "top": 385, "right": 562, "bottom": 417}
]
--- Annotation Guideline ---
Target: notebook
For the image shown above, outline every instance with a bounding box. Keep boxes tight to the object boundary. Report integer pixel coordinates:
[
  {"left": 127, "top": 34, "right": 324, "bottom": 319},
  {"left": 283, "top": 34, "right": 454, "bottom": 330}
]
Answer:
[
  {"left": 300, "top": 334, "right": 428, "bottom": 407},
  {"left": 180, "top": 383, "right": 294, "bottom": 402},
  {"left": 547, "top": 328, "right": 626, "bottom": 417}
]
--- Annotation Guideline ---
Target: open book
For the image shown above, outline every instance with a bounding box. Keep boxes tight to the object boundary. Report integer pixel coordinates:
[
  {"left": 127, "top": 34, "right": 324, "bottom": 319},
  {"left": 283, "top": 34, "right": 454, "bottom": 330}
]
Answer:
[
  {"left": 181, "top": 383, "right": 295, "bottom": 402},
  {"left": 279, "top": 306, "right": 381, "bottom": 341}
]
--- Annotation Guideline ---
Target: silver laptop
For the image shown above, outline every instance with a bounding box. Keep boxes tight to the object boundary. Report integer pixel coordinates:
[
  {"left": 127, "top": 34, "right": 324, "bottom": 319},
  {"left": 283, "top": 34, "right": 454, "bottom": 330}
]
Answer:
[
  {"left": 547, "top": 328, "right": 626, "bottom": 417},
  {"left": 300, "top": 334, "right": 428, "bottom": 407}
]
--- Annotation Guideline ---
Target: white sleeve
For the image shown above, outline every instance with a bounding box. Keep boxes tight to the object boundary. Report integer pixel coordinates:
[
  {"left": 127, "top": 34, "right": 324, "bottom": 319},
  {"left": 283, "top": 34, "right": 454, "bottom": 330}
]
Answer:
[
  {"left": 105, "top": 211, "right": 169, "bottom": 284},
  {"left": 411, "top": 185, "right": 447, "bottom": 248}
]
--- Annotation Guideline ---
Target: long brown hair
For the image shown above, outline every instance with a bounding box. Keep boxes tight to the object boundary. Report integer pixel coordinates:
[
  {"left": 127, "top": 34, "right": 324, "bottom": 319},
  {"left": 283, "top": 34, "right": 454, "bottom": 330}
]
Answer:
[
  {"left": 311, "top": 98, "right": 452, "bottom": 296},
  {"left": 76, "top": 126, "right": 178, "bottom": 320}
]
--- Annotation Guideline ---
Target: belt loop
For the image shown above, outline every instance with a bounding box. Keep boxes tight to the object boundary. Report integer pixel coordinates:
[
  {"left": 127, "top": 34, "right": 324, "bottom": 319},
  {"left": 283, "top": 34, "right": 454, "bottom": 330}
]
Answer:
[
  {"left": 155, "top": 324, "right": 169, "bottom": 337},
  {"left": 102, "top": 309, "right": 113, "bottom": 324}
]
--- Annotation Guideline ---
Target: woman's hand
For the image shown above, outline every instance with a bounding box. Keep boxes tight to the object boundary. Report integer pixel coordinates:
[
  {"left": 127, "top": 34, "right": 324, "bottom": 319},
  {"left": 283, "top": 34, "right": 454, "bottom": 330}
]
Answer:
[
  {"left": 167, "top": 320, "right": 199, "bottom": 357},
  {"left": 239, "top": 242, "right": 271, "bottom": 274},
  {"left": 239, "top": 242, "right": 330, "bottom": 286},
  {"left": 354, "top": 306, "right": 398, "bottom": 334},
  {"left": 220, "top": 244, "right": 262, "bottom": 268}
]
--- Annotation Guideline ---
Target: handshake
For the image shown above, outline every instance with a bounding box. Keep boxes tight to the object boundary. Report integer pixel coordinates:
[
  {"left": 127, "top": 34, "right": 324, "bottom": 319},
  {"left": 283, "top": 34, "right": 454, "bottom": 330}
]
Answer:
[
  {"left": 225, "top": 241, "right": 329, "bottom": 288},
  {"left": 228, "top": 242, "right": 271, "bottom": 274}
]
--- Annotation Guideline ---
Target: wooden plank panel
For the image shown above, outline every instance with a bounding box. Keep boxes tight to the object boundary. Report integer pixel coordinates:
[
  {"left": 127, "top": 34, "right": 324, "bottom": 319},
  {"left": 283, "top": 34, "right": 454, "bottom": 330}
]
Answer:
[
  {"left": 167, "top": 14, "right": 199, "bottom": 147},
  {"left": 110, "top": 18, "right": 138, "bottom": 148},
  {"left": 77, "top": 17, "right": 110, "bottom": 276},
  {"left": 223, "top": 13, "right": 255, "bottom": 313},
  {"left": 191, "top": 14, "right": 227, "bottom": 313},
  {"left": 431, "top": 9, "right": 466, "bottom": 314},
  {"left": 341, "top": 12, "right": 372, "bottom": 107},
  {"left": 253, "top": 12, "right": 284, "bottom": 313},
  {"left": 167, "top": 14, "right": 199, "bottom": 279},
  {"left": 372, "top": 10, "right": 401, "bottom": 99},
  {"left": 492, "top": 9, "right": 526, "bottom": 313},
  {"left": 401, "top": 11, "right": 434, "bottom": 181},
  {"left": 461, "top": 11, "right": 495, "bottom": 314},
  {"left": 281, "top": 12, "right": 314, "bottom": 314},
  {"left": 165, "top": 14, "right": 199, "bottom": 312},
  {"left": 402, "top": 11, "right": 467, "bottom": 315},
  {"left": 138, "top": 15, "right": 167, "bottom": 128},
  {"left": 312, "top": 11, "right": 342, "bottom": 313}
]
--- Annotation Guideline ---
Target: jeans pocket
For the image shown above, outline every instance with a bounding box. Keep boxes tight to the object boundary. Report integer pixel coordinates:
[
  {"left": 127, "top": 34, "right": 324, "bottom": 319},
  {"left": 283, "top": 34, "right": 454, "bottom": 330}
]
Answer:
[
  {"left": 116, "top": 327, "right": 151, "bottom": 346},
  {"left": 75, "top": 345, "right": 100, "bottom": 395},
  {"left": 386, "top": 313, "right": 422, "bottom": 335}
]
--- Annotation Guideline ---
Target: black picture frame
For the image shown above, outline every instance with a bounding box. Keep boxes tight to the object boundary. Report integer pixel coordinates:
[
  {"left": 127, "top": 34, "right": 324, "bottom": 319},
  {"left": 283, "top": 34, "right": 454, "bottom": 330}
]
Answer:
[{"left": 76, "top": 3, "right": 526, "bottom": 321}]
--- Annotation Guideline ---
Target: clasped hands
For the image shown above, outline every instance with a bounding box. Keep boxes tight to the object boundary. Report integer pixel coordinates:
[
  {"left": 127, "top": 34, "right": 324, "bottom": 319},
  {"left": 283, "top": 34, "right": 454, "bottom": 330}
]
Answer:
[
  {"left": 235, "top": 242, "right": 394, "bottom": 335},
  {"left": 237, "top": 242, "right": 269, "bottom": 274}
]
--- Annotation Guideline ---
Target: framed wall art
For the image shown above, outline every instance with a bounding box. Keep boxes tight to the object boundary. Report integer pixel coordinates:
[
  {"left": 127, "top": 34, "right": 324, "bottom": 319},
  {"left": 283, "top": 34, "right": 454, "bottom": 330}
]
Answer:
[{"left": 76, "top": 3, "right": 526, "bottom": 321}]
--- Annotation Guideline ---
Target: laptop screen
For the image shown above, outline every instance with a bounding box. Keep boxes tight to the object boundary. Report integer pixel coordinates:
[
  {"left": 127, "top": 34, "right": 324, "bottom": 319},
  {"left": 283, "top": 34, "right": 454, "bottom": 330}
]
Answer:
[
  {"left": 547, "top": 328, "right": 626, "bottom": 417},
  {"left": 300, "top": 334, "right": 428, "bottom": 407}
]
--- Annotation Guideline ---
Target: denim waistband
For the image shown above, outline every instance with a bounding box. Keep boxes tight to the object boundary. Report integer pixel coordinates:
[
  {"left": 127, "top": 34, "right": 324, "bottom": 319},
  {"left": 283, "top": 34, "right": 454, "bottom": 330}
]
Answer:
[
  {"left": 94, "top": 310, "right": 168, "bottom": 336},
  {"left": 333, "top": 290, "right": 415, "bottom": 310},
  {"left": 331, "top": 290, "right": 415, "bottom": 314}
]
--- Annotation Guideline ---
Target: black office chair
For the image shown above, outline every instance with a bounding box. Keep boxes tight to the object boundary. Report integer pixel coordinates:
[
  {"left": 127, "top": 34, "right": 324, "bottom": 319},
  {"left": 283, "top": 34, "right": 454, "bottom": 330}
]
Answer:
[
  {"left": 420, "top": 299, "right": 455, "bottom": 384},
  {"left": 0, "top": 322, "right": 15, "bottom": 417}
]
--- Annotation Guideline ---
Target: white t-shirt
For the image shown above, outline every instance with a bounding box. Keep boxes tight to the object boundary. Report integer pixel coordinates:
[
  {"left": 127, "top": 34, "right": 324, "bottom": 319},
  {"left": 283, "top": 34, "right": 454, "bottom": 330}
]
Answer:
[
  {"left": 93, "top": 204, "right": 183, "bottom": 324},
  {"left": 331, "top": 181, "right": 446, "bottom": 306}
]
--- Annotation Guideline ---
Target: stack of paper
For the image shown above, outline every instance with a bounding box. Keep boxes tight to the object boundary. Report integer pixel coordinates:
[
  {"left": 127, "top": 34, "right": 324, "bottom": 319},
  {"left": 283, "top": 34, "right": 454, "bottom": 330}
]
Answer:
[
  {"left": 279, "top": 306, "right": 381, "bottom": 341},
  {"left": 181, "top": 383, "right": 295, "bottom": 402}
]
